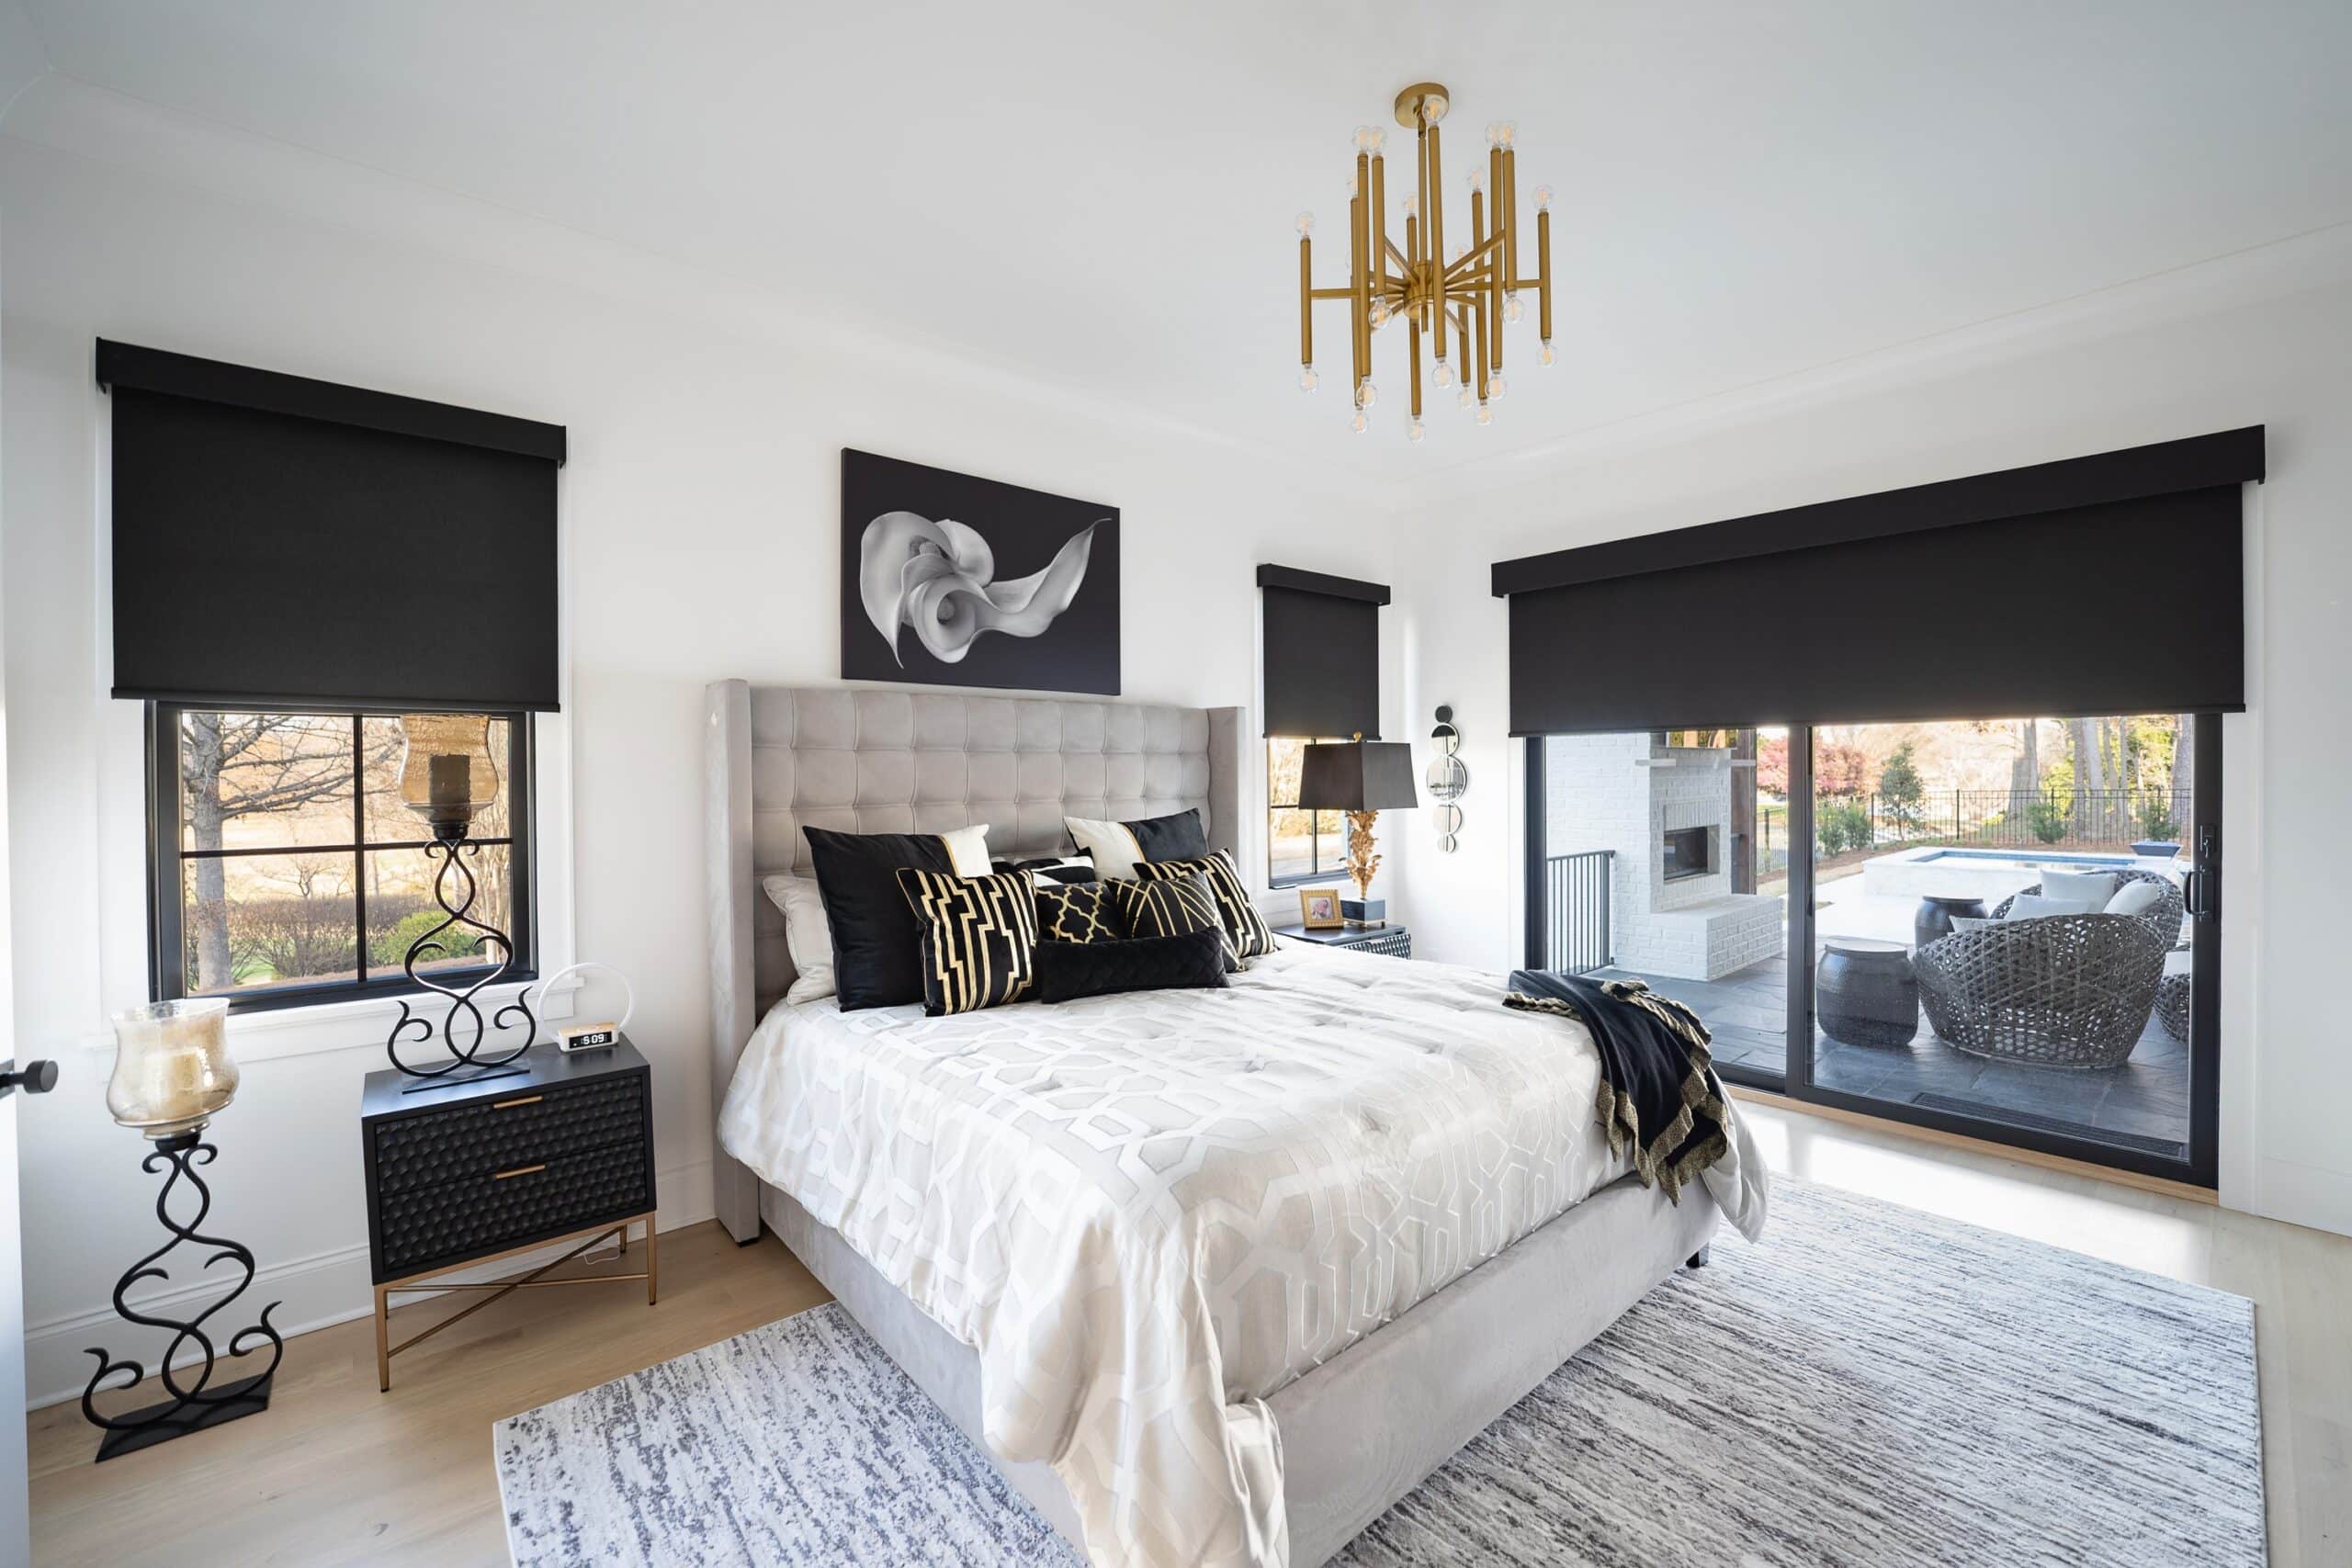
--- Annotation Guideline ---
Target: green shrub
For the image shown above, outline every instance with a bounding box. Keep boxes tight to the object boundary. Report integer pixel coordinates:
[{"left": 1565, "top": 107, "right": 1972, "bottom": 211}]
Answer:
[
  {"left": 2136, "top": 792, "right": 2179, "bottom": 842},
  {"left": 372, "top": 908, "right": 486, "bottom": 969},
  {"left": 1877, "top": 741, "right": 1926, "bottom": 840},
  {"left": 2027, "top": 793, "right": 2071, "bottom": 844},
  {"left": 1816, "top": 800, "right": 1871, "bottom": 856}
]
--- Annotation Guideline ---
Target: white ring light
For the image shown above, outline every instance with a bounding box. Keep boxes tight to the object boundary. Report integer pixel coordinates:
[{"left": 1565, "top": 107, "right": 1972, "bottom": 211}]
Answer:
[{"left": 526, "top": 961, "right": 634, "bottom": 1041}]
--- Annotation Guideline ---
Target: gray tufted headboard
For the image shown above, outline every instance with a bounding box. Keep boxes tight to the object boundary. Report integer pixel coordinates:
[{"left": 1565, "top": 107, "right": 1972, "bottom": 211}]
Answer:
[{"left": 704, "top": 681, "right": 1244, "bottom": 1240}]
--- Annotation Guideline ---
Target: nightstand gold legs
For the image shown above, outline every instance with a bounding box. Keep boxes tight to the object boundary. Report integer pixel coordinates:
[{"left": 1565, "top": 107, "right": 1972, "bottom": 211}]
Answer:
[{"left": 373, "top": 1212, "right": 659, "bottom": 1392}]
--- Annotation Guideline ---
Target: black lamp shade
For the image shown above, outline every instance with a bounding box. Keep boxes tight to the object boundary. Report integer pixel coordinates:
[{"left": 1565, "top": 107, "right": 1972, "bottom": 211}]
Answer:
[{"left": 1297, "top": 740, "right": 1419, "bottom": 812}]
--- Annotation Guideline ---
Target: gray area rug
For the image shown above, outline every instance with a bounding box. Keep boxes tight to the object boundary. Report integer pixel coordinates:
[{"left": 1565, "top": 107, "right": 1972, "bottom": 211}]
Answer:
[{"left": 495, "top": 1179, "right": 2264, "bottom": 1566}]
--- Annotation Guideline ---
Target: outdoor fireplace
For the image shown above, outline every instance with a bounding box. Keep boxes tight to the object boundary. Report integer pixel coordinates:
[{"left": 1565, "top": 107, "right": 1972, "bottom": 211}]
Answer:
[{"left": 1662, "top": 825, "right": 1713, "bottom": 883}]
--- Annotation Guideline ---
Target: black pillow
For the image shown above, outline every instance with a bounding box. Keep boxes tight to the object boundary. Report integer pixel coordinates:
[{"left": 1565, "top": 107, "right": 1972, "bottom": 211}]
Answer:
[
  {"left": 1126, "top": 808, "right": 1209, "bottom": 863},
  {"left": 1034, "top": 928, "right": 1230, "bottom": 1004},
  {"left": 1036, "top": 881, "right": 1125, "bottom": 943},
  {"left": 896, "top": 867, "right": 1039, "bottom": 1017},
  {"left": 1106, "top": 870, "right": 1238, "bottom": 971},
  {"left": 803, "top": 826, "right": 956, "bottom": 1010}
]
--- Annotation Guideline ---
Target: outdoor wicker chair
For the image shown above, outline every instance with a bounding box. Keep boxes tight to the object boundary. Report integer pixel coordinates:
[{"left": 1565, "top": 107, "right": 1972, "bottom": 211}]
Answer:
[
  {"left": 1987, "top": 867, "right": 2185, "bottom": 946},
  {"left": 1915, "top": 869, "right": 2179, "bottom": 1069}
]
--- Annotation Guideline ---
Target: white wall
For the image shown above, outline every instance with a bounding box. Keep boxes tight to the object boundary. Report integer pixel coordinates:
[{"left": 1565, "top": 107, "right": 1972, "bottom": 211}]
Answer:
[
  {"left": 1393, "top": 269, "right": 2352, "bottom": 1236},
  {"left": 0, "top": 130, "right": 1396, "bottom": 1406}
]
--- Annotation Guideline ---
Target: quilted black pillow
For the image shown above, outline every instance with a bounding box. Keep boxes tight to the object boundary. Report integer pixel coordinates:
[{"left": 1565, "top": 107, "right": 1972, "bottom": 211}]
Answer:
[
  {"left": 1135, "top": 849, "right": 1276, "bottom": 964},
  {"left": 894, "top": 867, "right": 1039, "bottom": 1017},
  {"left": 1034, "top": 928, "right": 1230, "bottom": 1004},
  {"left": 1036, "top": 881, "right": 1125, "bottom": 943}
]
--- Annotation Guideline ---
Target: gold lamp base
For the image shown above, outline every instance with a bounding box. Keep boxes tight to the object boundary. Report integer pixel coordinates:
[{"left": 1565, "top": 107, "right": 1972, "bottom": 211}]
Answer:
[{"left": 1393, "top": 81, "right": 1451, "bottom": 128}]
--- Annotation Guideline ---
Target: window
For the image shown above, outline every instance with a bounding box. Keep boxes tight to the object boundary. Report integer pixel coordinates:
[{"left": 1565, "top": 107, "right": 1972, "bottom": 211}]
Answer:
[
  {"left": 1267, "top": 737, "right": 1346, "bottom": 887},
  {"left": 149, "top": 707, "right": 535, "bottom": 1012}
]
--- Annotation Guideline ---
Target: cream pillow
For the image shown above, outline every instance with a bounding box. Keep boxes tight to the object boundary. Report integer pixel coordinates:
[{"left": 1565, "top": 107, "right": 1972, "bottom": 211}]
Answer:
[
  {"left": 762, "top": 873, "right": 837, "bottom": 1003},
  {"left": 2036, "top": 869, "right": 2119, "bottom": 910},
  {"left": 941, "top": 823, "right": 993, "bottom": 876},
  {"left": 2104, "top": 879, "right": 2167, "bottom": 919}
]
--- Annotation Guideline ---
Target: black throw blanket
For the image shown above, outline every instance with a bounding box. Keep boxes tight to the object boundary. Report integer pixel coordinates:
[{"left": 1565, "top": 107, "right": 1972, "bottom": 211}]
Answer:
[{"left": 1504, "top": 970, "right": 1732, "bottom": 1201}]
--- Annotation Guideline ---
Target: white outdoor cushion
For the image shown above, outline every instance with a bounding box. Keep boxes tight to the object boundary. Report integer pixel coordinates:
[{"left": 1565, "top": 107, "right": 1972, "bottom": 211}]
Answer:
[
  {"left": 2035, "top": 869, "right": 2120, "bottom": 909},
  {"left": 2002, "top": 893, "right": 2102, "bottom": 922},
  {"left": 1947, "top": 916, "right": 1997, "bottom": 933},
  {"left": 2104, "top": 879, "right": 2168, "bottom": 919}
]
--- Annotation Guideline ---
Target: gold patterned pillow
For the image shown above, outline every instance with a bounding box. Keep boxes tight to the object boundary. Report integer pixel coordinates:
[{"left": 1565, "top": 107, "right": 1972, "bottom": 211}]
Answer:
[
  {"left": 894, "top": 867, "right": 1039, "bottom": 1016},
  {"left": 1135, "top": 849, "right": 1276, "bottom": 964},
  {"left": 1107, "top": 871, "right": 1236, "bottom": 970},
  {"left": 1036, "top": 881, "right": 1125, "bottom": 943}
]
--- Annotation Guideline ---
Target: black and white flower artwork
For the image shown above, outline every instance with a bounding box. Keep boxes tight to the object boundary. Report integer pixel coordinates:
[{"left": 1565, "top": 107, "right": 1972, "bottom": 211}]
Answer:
[{"left": 841, "top": 450, "right": 1120, "bottom": 694}]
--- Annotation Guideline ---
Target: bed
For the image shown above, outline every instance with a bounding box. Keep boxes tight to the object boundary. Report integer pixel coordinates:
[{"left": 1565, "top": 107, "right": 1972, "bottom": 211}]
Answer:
[{"left": 705, "top": 682, "right": 1767, "bottom": 1567}]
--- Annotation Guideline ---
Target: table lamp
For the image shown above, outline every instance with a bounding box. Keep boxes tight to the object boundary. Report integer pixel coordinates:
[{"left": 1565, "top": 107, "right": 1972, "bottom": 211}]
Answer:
[{"left": 1297, "top": 734, "right": 1419, "bottom": 927}]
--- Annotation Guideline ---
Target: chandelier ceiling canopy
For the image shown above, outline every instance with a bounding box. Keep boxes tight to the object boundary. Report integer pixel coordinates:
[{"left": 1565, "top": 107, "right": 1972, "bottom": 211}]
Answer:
[{"left": 1297, "top": 81, "right": 1554, "bottom": 441}]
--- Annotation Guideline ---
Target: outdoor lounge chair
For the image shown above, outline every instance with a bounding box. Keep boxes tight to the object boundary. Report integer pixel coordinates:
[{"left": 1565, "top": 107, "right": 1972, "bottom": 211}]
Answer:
[{"left": 1912, "top": 869, "right": 2181, "bottom": 1068}]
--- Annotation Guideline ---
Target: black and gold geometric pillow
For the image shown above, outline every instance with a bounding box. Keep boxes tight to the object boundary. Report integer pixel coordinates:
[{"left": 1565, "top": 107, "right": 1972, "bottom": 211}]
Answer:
[
  {"left": 1107, "top": 871, "right": 1237, "bottom": 970},
  {"left": 1036, "top": 880, "right": 1125, "bottom": 944},
  {"left": 1135, "top": 849, "right": 1276, "bottom": 964},
  {"left": 893, "top": 867, "right": 1039, "bottom": 1017}
]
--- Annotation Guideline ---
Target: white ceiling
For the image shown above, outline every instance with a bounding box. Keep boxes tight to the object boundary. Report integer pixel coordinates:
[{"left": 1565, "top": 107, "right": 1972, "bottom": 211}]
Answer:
[{"left": 17, "top": 1, "right": 2352, "bottom": 479}]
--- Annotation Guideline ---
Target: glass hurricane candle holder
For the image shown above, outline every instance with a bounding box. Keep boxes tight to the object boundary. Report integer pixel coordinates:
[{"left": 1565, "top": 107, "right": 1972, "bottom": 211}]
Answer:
[
  {"left": 106, "top": 998, "right": 238, "bottom": 1139},
  {"left": 396, "top": 713, "right": 501, "bottom": 839}
]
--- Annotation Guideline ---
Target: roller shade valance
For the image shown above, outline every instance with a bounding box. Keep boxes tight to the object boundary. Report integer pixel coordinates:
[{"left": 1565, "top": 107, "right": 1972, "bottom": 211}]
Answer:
[
  {"left": 1259, "top": 565, "right": 1387, "bottom": 738},
  {"left": 100, "top": 339, "right": 564, "bottom": 713},
  {"left": 1494, "top": 430, "right": 2259, "bottom": 737}
]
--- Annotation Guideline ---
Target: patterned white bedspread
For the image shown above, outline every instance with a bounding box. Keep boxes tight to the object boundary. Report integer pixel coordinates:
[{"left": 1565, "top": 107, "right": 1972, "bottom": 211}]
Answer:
[{"left": 718, "top": 942, "right": 1768, "bottom": 1567}]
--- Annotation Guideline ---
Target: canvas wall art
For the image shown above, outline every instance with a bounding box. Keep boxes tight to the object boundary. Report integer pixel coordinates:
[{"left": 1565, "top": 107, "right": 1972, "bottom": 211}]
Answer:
[{"left": 840, "top": 449, "right": 1120, "bottom": 695}]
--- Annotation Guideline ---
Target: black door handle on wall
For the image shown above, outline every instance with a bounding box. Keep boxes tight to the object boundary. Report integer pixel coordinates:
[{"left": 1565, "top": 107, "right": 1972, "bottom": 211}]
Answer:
[{"left": 0, "top": 1059, "right": 58, "bottom": 1098}]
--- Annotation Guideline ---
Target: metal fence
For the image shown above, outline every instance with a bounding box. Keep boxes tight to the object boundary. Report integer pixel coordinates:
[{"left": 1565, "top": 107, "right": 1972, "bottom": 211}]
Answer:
[
  {"left": 1540, "top": 849, "right": 1614, "bottom": 974},
  {"left": 1807, "top": 788, "right": 2191, "bottom": 854}
]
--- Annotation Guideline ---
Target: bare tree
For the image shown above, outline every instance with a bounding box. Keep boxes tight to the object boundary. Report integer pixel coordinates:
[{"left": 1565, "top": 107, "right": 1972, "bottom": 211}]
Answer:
[
  {"left": 2009, "top": 718, "right": 2040, "bottom": 799},
  {"left": 2065, "top": 717, "right": 2106, "bottom": 835}
]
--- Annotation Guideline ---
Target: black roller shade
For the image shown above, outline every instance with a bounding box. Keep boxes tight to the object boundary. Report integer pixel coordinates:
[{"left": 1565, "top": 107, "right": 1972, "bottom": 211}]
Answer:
[
  {"left": 101, "top": 340, "right": 563, "bottom": 712},
  {"left": 1260, "top": 565, "right": 1387, "bottom": 739},
  {"left": 1495, "top": 430, "right": 2258, "bottom": 736}
]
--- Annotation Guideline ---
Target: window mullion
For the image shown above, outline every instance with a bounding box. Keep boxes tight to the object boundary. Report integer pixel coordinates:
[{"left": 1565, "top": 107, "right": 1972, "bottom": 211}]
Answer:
[{"left": 351, "top": 713, "right": 367, "bottom": 987}]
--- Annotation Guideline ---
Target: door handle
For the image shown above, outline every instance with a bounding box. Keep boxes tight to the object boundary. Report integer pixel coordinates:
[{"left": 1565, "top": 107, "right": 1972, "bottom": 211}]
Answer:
[{"left": 0, "top": 1059, "right": 58, "bottom": 1099}]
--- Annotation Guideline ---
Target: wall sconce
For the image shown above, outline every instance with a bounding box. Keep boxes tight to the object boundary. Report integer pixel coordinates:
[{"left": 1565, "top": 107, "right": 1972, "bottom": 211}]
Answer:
[{"left": 1427, "top": 705, "right": 1468, "bottom": 852}]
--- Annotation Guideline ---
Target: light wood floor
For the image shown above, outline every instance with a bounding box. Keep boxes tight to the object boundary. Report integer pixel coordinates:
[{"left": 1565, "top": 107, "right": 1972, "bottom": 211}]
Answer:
[{"left": 28, "top": 1100, "right": 2352, "bottom": 1566}]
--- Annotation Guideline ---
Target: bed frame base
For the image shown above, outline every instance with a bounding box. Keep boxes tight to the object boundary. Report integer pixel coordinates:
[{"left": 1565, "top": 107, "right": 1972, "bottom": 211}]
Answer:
[{"left": 762, "top": 1176, "right": 1716, "bottom": 1567}]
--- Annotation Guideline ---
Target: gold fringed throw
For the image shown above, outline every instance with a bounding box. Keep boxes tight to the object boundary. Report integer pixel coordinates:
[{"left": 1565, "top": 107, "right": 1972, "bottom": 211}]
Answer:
[{"left": 1504, "top": 971, "right": 1732, "bottom": 1201}]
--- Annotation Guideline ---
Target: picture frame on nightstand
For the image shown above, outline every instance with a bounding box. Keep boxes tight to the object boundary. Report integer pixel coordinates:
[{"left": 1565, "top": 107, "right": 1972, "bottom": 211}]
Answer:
[{"left": 1298, "top": 887, "right": 1344, "bottom": 929}]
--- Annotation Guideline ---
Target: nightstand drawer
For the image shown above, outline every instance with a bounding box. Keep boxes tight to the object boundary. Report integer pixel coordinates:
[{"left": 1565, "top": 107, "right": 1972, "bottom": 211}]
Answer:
[
  {"left": 375, "top": 1140, "right": 650, "bottom": 1280},
  {"left": 371, "top": 1071, "right": 646, "bottom": 1197}
]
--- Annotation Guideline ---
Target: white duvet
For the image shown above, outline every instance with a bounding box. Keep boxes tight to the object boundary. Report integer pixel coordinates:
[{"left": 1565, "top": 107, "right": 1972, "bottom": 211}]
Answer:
[{"left": 718, "top": 942, "right": 1769, "bottom": 1567}]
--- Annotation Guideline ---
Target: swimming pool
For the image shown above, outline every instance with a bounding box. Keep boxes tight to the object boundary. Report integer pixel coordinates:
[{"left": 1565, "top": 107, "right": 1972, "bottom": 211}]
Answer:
[
  {"left": 1907, "top": 849, "right": 2138, "bottom": 867},
  {"left": 1860, "top": 845, "right": 2160, "bottom": 901}
]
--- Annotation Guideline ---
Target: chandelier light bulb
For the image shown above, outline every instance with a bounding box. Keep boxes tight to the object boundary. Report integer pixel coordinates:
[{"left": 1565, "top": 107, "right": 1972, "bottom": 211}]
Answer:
[
  {"left": 1343, "top": 171, "right": 1358, "bottom": 200},
  {"left": 1296, "top": 211, "right": 1315, "bottom": 239},
  {"left": 1353, "top": 125, "right": 1386, "bottom": 155},
  {"left": 1408, "top": 418, "right": 1426, "bottom": 443},
  {"left": 1466, "top": 167, "right": 1484, "bottom": 196},
  {"left": 1402, "top": 191, "right": 1418, "bottom": 220},
  {"left": 1368, "top": 297, "right": 1391, "bottom": 328},
  {"left": 1532, "top": 183, "right": 1555, "bottom": 213},
  {"left": 1540, "top": 338, "right": 1556, "bottom": 367},
  {"left": 1355, "top": 378, "right": 1378, "bottom": 410},
  {"left": 1458, "top": 383, "right": 1476, "bottom": 410},
  {"left": 1494, "top": 120, "right": 1518, "bottom": 150},
  {"left": 1421, "top": 95, "right": 1448, "bottom": 126},
  {"left": 1432, "top": 356, "right": 1453, "bottom": 389},
  {"left": 1476, "top": 403, "right": 1494, "bottom": 426},
  {"left": 1350, "top": 409, "right": 1370, "bottom": 434},
  {"left": 1486, "top": 373, "right": 1508, "bottom": 400},
  {"left": 1504, "top": 291, "right": 1524, "bottom": 323},
  {"left": 1299, "top": 363, "right": 1317, "bottom": 393}
]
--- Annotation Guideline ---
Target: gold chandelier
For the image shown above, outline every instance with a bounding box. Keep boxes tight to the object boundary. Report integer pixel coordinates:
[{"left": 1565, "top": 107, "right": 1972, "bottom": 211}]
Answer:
[{"left": 1295, "top": 82, "right": 1553, "bottom": 440}]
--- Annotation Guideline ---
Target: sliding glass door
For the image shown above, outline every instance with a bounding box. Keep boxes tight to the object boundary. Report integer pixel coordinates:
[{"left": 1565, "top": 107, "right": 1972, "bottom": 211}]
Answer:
[{"left": 1530, "top": 716, "right": 2221, "bottom": 1185}]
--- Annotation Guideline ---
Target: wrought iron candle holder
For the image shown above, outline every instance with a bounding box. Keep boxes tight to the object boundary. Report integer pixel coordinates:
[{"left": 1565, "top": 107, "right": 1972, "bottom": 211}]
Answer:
[
  {"left": 83, "top": 999, "right": 283, "bottom": 1461},
  {"left": 384, "top": 715, "right": 533, "bottom": 1090}
]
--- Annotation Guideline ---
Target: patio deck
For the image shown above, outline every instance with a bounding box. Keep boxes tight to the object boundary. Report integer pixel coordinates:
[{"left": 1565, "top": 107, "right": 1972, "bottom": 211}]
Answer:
[{"left": 1594, "top": 951, "right": 2191, "bottom": 1157}]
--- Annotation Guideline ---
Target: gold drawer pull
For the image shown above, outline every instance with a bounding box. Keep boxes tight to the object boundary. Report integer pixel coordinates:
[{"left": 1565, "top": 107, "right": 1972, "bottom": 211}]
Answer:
[
  {"left": 493, "top": 1163, "right": 548, "bottom": 1181},
  {"left": 492, "top": 1095, "right": 544, "bottom": 1111}
]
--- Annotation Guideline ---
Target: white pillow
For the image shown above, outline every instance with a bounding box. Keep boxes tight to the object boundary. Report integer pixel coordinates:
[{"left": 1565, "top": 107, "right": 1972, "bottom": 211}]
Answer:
[
  {"left": 1063, "top": 815, "right": 1149, "bottom": 880},
  {"left": 2104, "top": 879, "right": 2167, "bottom": 919},
  {"left": 1946, "top": 916, "right": 1996, "bottom": 934},
  {"left": 2002, "top": 893, "right": 2100, "bottom": 922},
  {"left": 761, "top": 873, "right": 837, "bottom": 1003},
  {"left": 941, "top": 823, "right": 992, "bottom": 876},
  {"left": 2036, "top": 870, "right": 2119, "bottom": 910}
]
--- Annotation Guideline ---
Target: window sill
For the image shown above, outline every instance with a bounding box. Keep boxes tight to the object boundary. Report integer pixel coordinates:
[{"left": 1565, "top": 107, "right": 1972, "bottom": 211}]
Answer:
[
  {"left": 74, "top": 974, "right": 584, "bottom": 1066},
  {"left": 1267, "top": 871, "right": 1344, "bottom": 891}
]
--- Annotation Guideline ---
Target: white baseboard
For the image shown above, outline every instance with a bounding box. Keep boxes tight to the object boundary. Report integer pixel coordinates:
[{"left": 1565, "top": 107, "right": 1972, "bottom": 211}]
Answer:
[{"left": 28, "top": 1157, "right": 713, "bottom": 1412}]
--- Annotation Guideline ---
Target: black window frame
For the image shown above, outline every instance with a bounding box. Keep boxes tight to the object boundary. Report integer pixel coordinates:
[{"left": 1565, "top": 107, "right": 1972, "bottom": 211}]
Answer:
[
  {"left": 146, "top": 703, "right": 538, "bottom": 1015},
  {"left": 1266, "top": 735, "right": 1349, "bottom": 889}
]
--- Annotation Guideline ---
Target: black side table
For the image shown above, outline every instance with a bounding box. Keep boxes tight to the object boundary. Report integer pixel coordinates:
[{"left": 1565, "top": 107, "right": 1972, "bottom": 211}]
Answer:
[
  {"left": 1915, "top": 894, "right": 1987, "bottom": 951},
  {"left": 360, "top": 1039, "right": 658, "bottom": 1390},
  {"left": 1816, "top": 938, "right": 1920, "bottom": 1049},
  {"left": 1272, "top": 923, "right": 1412, "bottom": 959}
]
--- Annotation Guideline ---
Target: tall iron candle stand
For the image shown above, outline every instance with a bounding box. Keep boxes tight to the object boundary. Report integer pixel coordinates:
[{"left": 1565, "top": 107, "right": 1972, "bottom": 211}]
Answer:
[
  {"left": 383, "top": 714, "right": 534, "bottom": 1090},
  {"left": 81, "top": 998, "right": 284, "bottom": 1461}
]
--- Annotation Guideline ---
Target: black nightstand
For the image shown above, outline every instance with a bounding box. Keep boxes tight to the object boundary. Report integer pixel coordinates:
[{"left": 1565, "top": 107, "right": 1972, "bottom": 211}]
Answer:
[
  {"left": 360, "top": 1039, "right": 658, "bottom": 1391},
  {"left": 1272, "top": 923, "right": 1413, "bottom": 959}
]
